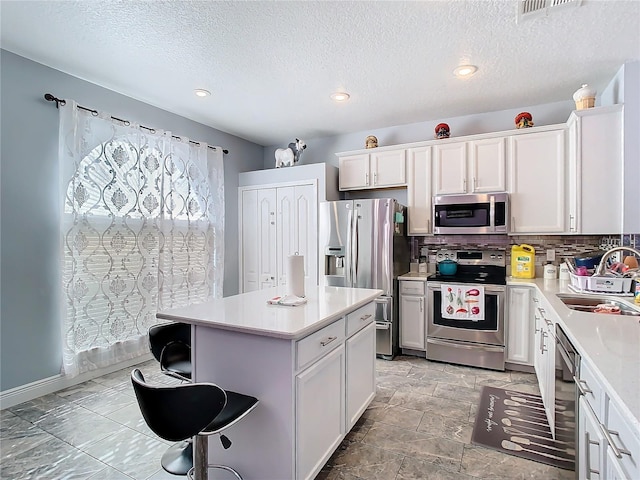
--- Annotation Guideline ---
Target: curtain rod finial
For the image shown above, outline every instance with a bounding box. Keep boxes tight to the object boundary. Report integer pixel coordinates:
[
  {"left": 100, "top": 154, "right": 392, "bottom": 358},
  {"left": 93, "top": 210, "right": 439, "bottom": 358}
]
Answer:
[{"left": 44, "top": 93, "right": 65, "bottom": 108}]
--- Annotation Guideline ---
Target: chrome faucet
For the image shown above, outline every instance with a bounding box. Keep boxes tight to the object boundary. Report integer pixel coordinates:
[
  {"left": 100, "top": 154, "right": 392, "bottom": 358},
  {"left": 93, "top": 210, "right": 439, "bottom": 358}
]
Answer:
[{"left": 594, "top": 246, "right": 640, "bottom": 276}]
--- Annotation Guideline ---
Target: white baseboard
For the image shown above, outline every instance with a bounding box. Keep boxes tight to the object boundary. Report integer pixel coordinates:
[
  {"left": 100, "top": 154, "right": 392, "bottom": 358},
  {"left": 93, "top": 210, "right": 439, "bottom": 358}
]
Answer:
[{"left": 0, "top": 353, "right": 153, "bottom": 410}]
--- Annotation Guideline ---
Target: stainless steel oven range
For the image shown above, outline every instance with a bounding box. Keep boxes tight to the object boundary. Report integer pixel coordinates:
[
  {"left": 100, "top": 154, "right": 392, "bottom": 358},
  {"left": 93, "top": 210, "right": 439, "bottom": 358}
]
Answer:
[{"left": 426, "top": 249, "right": 506, "bottom": 371}]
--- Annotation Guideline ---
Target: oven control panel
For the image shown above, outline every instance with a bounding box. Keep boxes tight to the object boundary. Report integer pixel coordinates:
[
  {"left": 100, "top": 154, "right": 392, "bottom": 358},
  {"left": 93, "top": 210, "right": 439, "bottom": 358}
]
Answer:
[{"left": 435, "top": 249, "right": 505, "bottom": 266}]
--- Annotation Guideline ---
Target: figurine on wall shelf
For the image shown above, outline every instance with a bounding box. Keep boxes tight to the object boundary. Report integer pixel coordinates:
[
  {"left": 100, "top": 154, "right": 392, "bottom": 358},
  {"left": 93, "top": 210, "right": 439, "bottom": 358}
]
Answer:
[
  {"left": 275, "top": 138, "right": 306, "bottom": 168},
  {"left": 435, "top": 123, "right": 450, "bottom": 139},
  {"left": 515, "top": 112, "right": 534, "bottom": 129},
  {"left": 365, "top": 135, "right": 378, "bottom": 149}
]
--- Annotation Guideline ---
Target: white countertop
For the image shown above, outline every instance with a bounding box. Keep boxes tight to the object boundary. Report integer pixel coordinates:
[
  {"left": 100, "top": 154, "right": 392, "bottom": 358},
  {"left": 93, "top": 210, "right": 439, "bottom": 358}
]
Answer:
[
  {"left": 398, "top": 272, "right": 430, "bottom": 281},
  {"left": 507, "top": 277, "right": 640, "bottom": 433},
  {"left": 156, "top": 285, "right": 383, "bottom": 340}
]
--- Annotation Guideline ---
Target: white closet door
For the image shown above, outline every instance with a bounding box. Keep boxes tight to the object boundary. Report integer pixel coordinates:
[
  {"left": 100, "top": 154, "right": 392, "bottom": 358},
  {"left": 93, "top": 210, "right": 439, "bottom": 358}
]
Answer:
[
  {"left": 294, "top": 184, "right": 318, "bottom": 285},
  {"left": 277, "top": 186, "right": 295, "bottom": 286},
  {"left": 258, "top": 188, "right": 277, "bottom": 289},
  {"left": 241, "top": 189, "right": 259, "bottom": 292}
]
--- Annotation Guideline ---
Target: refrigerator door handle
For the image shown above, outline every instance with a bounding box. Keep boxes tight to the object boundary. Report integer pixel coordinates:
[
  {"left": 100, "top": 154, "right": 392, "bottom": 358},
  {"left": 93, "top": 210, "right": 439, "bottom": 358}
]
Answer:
[
  {"left": 353, "top": 213, "right": 359, "bottom": 286},
  {"left": 346, "top": 207, "right": 353, "bottom": 286}
]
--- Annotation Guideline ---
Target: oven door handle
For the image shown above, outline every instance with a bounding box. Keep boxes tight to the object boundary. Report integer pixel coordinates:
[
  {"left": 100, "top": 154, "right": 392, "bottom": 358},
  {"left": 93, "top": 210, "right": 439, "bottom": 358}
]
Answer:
[{"left": 426, "top": 338, "right": 504, "bottom": 353}]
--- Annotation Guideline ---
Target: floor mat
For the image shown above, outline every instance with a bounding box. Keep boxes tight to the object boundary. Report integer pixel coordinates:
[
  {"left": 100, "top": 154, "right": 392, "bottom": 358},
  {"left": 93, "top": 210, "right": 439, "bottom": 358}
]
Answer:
[{"left": 471, "top": 386, "right": 575, "bottom": 470}]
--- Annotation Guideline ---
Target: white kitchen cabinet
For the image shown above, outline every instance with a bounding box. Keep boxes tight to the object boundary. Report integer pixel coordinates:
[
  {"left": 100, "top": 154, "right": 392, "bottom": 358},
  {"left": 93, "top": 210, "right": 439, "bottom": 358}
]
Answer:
[
  {"left": 338, "top": 149, "right": 406, "bottom": 190},
  {"left": 577, "top": 359, "right": 640, "bottom": 480},
  {"left": 506, "top": 286, "right": 534, "bottom": 366},
  {"left": 345, "top": 322, "right": 376, "bottom": 429},
  {"left": 567, "top": 105, "right": 623, "bottom": 234},
  {"left": 433, "top": 137, "right": 506, "bottom": 195},
  {"left": 579, "top": 396, "right": 605, "bottom": 480},
  {"left": 399, "top": 280, "right": 426, "bottom": 351},
  {"left": 406, "top": 146, "right": 432, "bottom": 235},
  {"left": 508, "top": 128, "right": 567, "bottom": 234},
  {"left": 532, "top": 291, "right": 555, "bottom": 433},
  {"left": 240, "top": 182, "right": 317, "bottom": 293},
  {"left": 296, "top": 343, "right": 345, "bottom": 480}
]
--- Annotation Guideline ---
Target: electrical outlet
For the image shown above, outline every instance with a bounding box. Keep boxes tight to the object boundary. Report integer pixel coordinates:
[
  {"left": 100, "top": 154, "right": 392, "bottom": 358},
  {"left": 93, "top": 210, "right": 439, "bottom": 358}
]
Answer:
[{"left": 546, "top": 249, "right": 556, "bottom": 262}]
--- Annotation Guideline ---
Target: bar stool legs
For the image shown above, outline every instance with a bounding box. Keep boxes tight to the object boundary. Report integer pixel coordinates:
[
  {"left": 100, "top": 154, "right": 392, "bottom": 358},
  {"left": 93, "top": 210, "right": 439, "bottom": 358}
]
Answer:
[{"left": 187, "top": 435, "right": 242, "bottom": 480}]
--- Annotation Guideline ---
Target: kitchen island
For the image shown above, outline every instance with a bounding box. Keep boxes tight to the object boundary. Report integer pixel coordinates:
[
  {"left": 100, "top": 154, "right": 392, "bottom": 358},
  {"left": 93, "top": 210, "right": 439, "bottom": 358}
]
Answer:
[{"left": 157, "top": 285, "right": 382, "bottom": 480}]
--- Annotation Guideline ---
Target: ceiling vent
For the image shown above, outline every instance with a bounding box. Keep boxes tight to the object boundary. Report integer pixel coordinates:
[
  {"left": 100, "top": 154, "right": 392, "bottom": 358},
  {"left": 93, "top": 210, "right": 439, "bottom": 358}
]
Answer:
[{"left": 517, "top": 0, "right": 582, "bottom": 23}]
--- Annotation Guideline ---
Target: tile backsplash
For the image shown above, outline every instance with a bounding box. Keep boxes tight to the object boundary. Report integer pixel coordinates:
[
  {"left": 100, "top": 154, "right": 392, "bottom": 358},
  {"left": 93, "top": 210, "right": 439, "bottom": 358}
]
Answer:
[{"left": 410, "top": 234, "right": 639, "bottom": 276}]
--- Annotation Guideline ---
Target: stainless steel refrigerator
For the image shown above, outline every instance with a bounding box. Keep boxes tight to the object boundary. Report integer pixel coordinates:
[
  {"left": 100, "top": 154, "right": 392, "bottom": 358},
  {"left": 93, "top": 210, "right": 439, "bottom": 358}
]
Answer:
[{"left": 318, "top": 198, "right": 409, "bottom": 358}]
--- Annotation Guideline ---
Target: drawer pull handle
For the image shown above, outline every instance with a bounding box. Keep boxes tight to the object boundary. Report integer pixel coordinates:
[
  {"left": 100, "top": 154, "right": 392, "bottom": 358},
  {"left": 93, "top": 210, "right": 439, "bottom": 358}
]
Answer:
[
  {"left": 602, "top": 428, "right": 632, "bottom": 459},
  {"left": 574, "top": 377, "right": 593, "bottom": 396},
  {"left": 360, "top": 314, "right": 372, "bottom": 321},
  {"left": 320, "top": 336, "right": 337, "bottom": 347}
]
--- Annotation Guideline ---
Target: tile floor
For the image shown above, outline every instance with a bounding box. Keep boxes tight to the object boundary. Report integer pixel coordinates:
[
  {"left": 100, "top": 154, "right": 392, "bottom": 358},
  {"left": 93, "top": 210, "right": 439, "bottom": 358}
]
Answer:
[{"left": 0, "top": 356, "right": 574, "bottom": 480}]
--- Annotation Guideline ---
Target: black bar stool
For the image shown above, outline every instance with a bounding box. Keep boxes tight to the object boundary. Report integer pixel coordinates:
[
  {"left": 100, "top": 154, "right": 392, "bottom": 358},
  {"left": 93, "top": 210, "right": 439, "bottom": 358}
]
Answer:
[
  {"left": 148, "top": 322, "right": 192, "bottom": 382},
  {"left": 131, "top": 369, "right": 258, "bottom": 480}
]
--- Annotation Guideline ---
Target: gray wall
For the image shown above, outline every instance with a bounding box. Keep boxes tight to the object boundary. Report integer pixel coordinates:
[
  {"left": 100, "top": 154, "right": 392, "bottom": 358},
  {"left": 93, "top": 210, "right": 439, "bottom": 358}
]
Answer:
[
  {"left": 262, "top": 100, "right": 576, "bottom": 170},
  {"left": 0, "top": 50, "right": 264, "bottom": 391}
]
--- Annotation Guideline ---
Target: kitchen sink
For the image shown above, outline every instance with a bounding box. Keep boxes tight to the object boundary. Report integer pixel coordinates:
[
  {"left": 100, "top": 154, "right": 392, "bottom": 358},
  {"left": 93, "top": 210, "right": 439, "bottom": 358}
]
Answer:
[{"left": 556, "top": 294, "right": 640, "bottom": 316}]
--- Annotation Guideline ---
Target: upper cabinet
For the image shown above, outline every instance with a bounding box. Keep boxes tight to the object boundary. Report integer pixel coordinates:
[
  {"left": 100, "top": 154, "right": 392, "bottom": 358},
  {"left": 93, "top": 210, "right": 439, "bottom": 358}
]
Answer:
[
  {"left": 433, "top": 137, "right": 506, "bottom": 195},
  {"left": 508, "top": 128, "right": 567, "bottom": 234},
  {"left": 567, "top": 105, "right": 623, "bottom": 235},
  {"left": 406, "top": 147, "right": 432, "bottom": 235},
  {"left": 338, "top": 149, "right": 406, "bottom": 190}
]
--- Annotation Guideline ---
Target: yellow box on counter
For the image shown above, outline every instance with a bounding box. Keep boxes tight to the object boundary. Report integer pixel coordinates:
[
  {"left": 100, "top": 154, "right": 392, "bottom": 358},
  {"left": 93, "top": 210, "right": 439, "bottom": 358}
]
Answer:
[{"left": 511, "top": 244, "right": 536, "bottom": 279}]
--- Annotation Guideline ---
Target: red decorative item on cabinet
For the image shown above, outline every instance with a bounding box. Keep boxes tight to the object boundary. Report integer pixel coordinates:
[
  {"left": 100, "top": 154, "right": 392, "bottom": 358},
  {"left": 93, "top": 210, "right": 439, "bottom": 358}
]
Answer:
[{"left": 435, "top": 123, "right": 450, "bottom": 139}]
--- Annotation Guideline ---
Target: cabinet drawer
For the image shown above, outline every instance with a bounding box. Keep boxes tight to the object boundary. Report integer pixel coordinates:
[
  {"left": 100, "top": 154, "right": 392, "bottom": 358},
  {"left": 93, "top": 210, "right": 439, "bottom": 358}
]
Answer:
[
  {"left": 579, "top": 361, "right": 604, "bottom": 418},
  {"left": 400, "top": 281, "right": 425, "bottom": 295},
  {"left": 605, "top": 397, "right": 640, "bottom": 478},
  {"left": 296, "top": 318, "right": 345, "bottom": 371},
  {"left": 346, "top": 302, "right": 375, "bottom": 337}
]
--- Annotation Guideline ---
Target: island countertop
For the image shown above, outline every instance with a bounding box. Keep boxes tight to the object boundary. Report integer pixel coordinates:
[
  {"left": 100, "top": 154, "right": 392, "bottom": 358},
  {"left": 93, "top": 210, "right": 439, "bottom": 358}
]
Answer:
[{"left": 156, "top": 285, "right": 383, "bottom": 340}]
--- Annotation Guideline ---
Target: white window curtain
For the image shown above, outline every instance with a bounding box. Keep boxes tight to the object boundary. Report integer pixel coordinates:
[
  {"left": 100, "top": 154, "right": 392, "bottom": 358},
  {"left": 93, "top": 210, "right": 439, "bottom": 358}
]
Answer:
[{"left": 58, "top": 100, "right": 224, "bottom": 377}]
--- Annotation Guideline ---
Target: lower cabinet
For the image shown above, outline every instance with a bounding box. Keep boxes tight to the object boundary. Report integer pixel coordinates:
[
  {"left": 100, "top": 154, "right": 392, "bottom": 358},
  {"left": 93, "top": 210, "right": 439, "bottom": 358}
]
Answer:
[
  {"left": 506, "top": 286, "right": 533, "bottom": 366},
  {"left": 399, "top": 280, "right": 426, "bottom": 351},
  {"left": 577, "top": 360, "right": 640, "bottom": 480},
  {"left": 296, "top": 345, "right": 345, "bottom": 480},
  {"left": 579, "top": 396, "right": 604, "bottom": 479},
  {"left": 532, "top": 292, "right": 555, "bottom": 433},
  {"left": 346, "top": 322, "right": 376, "bottom": 429},
  {"left": 295, "top": 304, "right": 376, "bottom": 480}
]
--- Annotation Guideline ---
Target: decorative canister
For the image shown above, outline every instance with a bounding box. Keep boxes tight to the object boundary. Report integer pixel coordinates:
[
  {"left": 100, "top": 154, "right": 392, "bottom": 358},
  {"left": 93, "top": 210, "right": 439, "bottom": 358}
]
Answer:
[
  {"left": 573, "top": 84, "right": 596, "bottom": 110},
  {"left": 434, "top": 123, "right": 450, "bottom": 139},
  {"left": 515, "top": 112, "right": 534, "bottom": 129},
  {"left": 365, "top": 135, "right": 378, "bottom": 149}
]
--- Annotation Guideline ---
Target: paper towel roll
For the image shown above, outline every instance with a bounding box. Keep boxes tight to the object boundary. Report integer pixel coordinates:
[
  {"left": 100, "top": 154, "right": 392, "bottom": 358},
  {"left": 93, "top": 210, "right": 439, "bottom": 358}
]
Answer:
[{"left": 287, "top": 254, "right": 305, "bottom": 298}]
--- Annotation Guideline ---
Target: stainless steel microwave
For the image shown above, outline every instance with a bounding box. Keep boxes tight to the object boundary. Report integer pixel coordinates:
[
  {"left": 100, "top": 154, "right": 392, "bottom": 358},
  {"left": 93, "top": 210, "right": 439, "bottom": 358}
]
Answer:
[{"left": 433, "top": 193, "right": 509, "bottom": 234}]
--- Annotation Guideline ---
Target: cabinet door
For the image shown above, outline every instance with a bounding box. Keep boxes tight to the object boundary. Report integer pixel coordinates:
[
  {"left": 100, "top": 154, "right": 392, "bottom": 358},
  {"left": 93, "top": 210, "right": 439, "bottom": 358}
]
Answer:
[
  {"left": 371, "top": 149, "right": 406, "bottom": 187},
  {"left": 241, "top": 189, "right": 259, "bottom": 292},
  {"left": 277, "top": 186, "right": 296, "bottom": 286},
  {"left": 339, "top": 154, "right": 370, "bottom": 190},
  {"left": 407, "top": 147, "right": 432, "bottom": 235},
  {"left": 469, "top": 137, "right": 506, "bottom": 193},
  {"left": 606, "top": 447, "right": 631, "bottom": 480},
  {"left": 258, "top": 188, "right": 278, "bottom": 289},
  {"left": 579, "top": 397, "right": 604, "bottom": 480},
  {"left": 506, "top": 286, "right": 533, "bottom": 365},
  {"left": 399, "top": 294, "right": 425, "bottom": 350},
  {"left": 296, "top": 345, "right": 345, "bottom": 480},
  {"left": 508, "top": 129, "right": 566, "bottom": 233},
  {"left": 346, "top": 322, "right": 376, "bottom": 430},
  {"left": 433, "top": 142, "right": 467, "bottom": 195},
  {"left": 276, "top": 184, "right": 318, "bottom": 287},
  {"left": 569, "top": 107, "right": 623, "bottom": 234},
  {"left": 293, "top": 184, "right": 318, "bottom": 285}
]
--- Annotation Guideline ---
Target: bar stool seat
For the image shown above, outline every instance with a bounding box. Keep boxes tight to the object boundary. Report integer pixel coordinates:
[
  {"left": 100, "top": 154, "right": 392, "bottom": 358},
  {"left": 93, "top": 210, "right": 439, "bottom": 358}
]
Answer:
[{"left": 131, "top": 368, "right": 258, "bottom": 480}]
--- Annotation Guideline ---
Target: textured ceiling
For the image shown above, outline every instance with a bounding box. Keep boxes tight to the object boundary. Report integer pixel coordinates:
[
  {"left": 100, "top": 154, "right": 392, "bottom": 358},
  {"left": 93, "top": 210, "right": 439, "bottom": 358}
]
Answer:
[{"left": 1, "top": 0, "right": 639, "bottom": 146}]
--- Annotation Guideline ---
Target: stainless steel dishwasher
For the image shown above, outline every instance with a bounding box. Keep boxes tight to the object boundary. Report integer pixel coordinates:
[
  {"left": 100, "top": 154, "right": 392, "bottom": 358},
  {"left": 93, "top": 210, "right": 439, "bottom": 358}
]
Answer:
[{"left": 555, "top": 324, "right": 579, "bottom": 477}]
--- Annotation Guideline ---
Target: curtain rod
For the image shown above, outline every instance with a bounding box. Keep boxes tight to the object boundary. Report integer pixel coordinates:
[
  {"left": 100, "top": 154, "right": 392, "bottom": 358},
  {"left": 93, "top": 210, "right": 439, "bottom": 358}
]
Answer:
[{"left": 44, "top": 93, "right": 229, "bottom": 155}]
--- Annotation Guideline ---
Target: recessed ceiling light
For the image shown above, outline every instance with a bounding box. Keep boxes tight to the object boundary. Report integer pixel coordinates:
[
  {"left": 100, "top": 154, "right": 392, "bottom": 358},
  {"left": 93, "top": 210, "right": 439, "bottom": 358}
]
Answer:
[
  {"left": 194, "top": 89, "right": 211, "bottom": 97},
  {"left": 330, "top": 92, "right": 351, "bottom": 102},
  {"left": 453, "top": 65, "right": 478, "bottom": 78}
]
